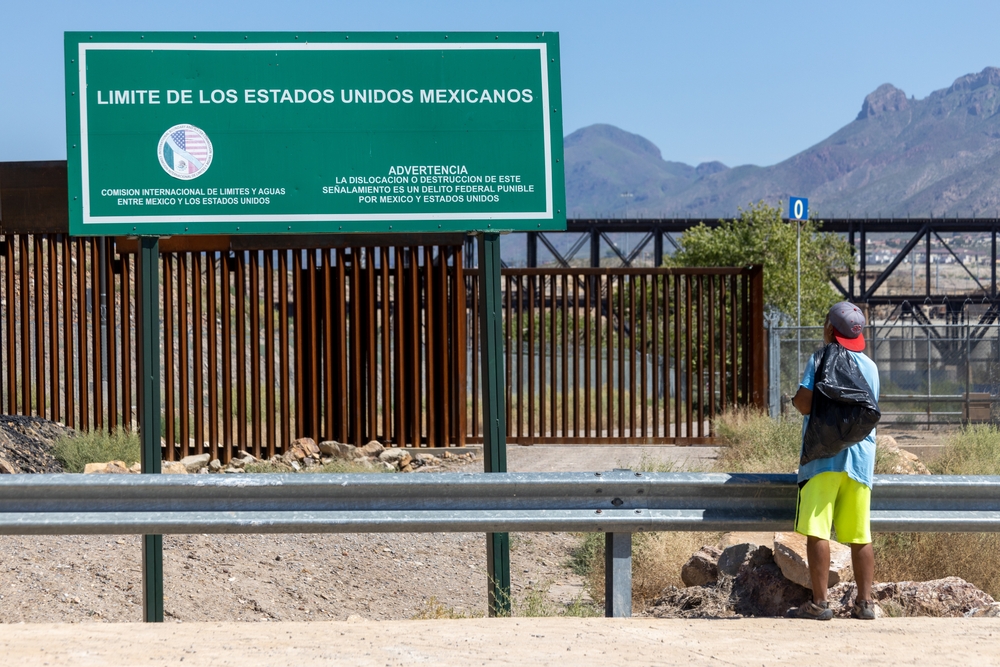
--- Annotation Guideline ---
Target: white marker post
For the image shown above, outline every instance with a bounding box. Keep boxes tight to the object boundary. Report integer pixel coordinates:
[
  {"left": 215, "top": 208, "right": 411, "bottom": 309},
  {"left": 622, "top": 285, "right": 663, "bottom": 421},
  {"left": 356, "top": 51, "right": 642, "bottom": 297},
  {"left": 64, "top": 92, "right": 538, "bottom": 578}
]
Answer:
[{"left": 790, "top": 198, "right": 809, "bottom": 378}]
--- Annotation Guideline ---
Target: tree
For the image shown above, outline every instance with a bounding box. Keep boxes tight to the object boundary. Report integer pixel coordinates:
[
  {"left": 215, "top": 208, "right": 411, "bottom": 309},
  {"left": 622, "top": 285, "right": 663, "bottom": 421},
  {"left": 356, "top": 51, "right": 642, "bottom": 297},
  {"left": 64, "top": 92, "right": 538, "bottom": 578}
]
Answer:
[{"left": 668, "top": 201, "right": 853, "bottom": 325}]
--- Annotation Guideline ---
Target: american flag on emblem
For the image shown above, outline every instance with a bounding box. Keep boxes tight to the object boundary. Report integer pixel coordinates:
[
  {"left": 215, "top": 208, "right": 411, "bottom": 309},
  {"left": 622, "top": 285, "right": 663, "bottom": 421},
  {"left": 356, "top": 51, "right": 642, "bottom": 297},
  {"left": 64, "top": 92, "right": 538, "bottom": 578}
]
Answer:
[{"left": 169, "top": 128, "right": 209, "bottom": 174}]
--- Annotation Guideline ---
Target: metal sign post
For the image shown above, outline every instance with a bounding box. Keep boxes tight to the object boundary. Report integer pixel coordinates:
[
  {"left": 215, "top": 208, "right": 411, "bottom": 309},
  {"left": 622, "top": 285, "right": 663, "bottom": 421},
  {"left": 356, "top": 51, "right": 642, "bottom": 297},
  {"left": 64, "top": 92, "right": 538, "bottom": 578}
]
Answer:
[
  {"left": 135, "top": 236, "right": 163, "bottom": 622},
  {"left": 477, "top": 232, "right": 510, "bottom": 614}
]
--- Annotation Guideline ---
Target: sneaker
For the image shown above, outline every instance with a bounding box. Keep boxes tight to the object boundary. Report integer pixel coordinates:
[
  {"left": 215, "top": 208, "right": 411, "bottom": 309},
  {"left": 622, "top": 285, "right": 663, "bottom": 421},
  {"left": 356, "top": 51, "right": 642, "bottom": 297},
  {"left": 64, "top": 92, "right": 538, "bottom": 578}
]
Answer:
[
  {"left": 791, "top": 600, "right": 834, "bottom": 621},
  {"left": 851, "top": 599, "right": 876, "bottom": 620}
]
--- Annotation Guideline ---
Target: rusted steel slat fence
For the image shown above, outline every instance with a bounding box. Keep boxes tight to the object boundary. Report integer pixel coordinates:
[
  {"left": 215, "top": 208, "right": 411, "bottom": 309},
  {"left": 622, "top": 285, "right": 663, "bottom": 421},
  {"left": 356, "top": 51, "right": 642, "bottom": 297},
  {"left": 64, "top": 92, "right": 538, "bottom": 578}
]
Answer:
[
  {"left": 0, "top": 234, "right": 762, "bottom": 455},
  {"left": 0, "top": 235, "right": 468, "bottom": 460},
  {"left": 0, "top": 235, "right": 126, "bottom": 434},
  {"left": 466, "top": 267, "right": 766, "bottom": 445}
]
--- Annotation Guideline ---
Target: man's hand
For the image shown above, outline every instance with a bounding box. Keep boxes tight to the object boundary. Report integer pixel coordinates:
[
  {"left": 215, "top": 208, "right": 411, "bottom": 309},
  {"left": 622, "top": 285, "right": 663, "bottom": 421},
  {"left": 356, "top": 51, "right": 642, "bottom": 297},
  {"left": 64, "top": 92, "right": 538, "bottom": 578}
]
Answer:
[{"left": 792, "top": 386, "right": 813, "bottom": 415}]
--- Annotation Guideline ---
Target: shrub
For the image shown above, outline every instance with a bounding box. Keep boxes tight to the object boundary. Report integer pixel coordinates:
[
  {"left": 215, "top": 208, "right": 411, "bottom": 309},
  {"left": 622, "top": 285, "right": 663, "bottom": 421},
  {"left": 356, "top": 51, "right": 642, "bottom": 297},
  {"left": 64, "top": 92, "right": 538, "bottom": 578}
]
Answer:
[
  {"left": 932, "top": 424, "right": 1000, "bottom": 475},
  {"left": 714, "top": 407, "right": 800, "bottom": 473},
  {"left": 52, "top": 427, "right": 140, "bottom": 473}
]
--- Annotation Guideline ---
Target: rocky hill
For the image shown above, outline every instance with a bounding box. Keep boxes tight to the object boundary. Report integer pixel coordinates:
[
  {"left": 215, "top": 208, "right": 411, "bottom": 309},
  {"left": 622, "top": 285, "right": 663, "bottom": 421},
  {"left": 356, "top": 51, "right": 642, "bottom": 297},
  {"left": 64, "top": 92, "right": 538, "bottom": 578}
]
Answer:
[{"left": 566, "top": 67, "right": 1000, "bottom": 219}]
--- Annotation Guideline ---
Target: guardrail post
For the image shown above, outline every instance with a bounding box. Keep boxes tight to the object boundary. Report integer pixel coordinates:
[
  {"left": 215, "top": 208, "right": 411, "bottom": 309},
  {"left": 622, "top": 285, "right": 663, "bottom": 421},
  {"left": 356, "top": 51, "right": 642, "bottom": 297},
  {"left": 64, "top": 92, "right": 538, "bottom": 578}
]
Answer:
[
  {"left": 604, "top": 532, "right": 632, "bottom": 617},
  {"left": 137, "top": 237, "right": 163, "bottom": 623},
  {"left": 478, "top": 232, "right": 511, "bottom": 616}
]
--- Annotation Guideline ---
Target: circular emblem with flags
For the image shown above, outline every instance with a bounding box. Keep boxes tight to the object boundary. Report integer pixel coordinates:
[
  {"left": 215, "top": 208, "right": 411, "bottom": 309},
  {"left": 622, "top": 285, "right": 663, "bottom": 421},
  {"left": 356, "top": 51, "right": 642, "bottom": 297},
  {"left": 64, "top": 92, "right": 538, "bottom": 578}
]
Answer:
[{"left": 157, "top": 124, "right": 213, "bottom": 180}]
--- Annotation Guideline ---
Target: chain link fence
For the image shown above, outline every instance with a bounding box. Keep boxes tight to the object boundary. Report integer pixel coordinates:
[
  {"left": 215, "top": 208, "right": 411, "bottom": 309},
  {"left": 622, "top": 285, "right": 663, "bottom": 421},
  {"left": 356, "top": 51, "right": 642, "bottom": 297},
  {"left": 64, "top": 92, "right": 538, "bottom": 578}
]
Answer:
[{"left": 768, "top": 320, "right": 1000, "bottom": 426}]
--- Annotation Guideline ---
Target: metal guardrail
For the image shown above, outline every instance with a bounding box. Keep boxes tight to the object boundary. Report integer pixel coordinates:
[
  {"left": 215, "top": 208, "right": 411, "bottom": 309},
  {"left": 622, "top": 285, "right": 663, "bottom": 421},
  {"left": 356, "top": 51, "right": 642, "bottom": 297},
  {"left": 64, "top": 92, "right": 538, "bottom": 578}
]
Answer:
[{"left": 1, "top": 471, "right": 999, "bottom": 617}]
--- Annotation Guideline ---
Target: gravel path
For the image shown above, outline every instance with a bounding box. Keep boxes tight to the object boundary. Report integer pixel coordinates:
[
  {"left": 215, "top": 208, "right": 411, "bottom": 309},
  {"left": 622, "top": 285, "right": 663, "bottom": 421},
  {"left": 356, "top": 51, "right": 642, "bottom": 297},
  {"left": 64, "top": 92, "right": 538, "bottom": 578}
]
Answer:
[{"left": 2, "top": 617, "right": 997, "bottom": 666}]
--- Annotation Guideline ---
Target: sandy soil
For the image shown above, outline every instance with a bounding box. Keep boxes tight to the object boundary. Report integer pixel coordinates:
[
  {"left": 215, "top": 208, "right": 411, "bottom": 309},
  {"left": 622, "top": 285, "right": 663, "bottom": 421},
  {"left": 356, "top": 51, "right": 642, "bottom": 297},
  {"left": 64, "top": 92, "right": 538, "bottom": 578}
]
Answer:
[
  {"left": 0, "top": 530, "right": 590, "bottom": 623},
  {"left": 0, "top": 444, "right": 729, "bottom": 624},
  {"left": 0, "top": 450, "right": 613, "bottom": 624},
  {"left": 1, "top": 617, "right": 998, "bottom": 666}
]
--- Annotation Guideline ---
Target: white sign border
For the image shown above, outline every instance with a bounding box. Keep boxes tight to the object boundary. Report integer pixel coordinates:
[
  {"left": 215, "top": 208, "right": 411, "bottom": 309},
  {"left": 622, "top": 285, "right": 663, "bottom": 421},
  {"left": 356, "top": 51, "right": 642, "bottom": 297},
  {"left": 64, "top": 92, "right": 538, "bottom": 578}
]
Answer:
[{"left": 77, "top": 41, "right": 554, "bottom": 226}]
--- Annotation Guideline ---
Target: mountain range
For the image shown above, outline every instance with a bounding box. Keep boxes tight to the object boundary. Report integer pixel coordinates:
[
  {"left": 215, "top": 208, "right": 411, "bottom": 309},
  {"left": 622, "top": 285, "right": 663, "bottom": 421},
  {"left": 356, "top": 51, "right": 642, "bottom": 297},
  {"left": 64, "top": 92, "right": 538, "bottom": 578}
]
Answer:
[{"left": 565, "top": 67, "right": 1000, "bottom": 219}]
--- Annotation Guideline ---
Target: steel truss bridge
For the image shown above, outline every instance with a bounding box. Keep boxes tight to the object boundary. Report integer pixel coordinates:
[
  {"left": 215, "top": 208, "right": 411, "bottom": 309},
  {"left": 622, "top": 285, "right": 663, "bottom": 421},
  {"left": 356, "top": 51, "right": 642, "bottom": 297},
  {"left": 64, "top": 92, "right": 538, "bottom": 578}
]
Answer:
[{"left": 487, "top": 215, "right": 999, "bottom": 311}]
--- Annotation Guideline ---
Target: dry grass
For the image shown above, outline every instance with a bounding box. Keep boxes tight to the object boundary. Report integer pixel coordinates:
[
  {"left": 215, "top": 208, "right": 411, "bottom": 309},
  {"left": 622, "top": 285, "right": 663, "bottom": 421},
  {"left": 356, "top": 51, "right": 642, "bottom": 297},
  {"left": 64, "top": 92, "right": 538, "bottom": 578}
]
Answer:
[
  {"left": 874, "top": 532, "right": 1000, "bottom": 599},
  {"left": 409, "top": 596, "right": 482, "bottom": 619},
  {"left": 714, "top": 407, "right": 800, "bottom": 473},
  {"left": 932, "top": 423, "right": 1000, "bottom": 475},
  {"left": 874, "top": 424, "right": 1000, "bottom": 599},
  {"left": 573, "top": 409, "right": 797, "bottom": 609},
  {"left": 573, "top": 531, "right": 723, "bottom": 611}
]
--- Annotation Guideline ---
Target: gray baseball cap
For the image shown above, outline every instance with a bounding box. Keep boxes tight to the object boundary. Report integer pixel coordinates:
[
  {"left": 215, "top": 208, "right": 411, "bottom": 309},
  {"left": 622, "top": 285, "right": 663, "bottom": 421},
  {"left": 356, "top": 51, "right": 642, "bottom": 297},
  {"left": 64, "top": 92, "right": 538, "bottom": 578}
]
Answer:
[{"left": 828, "top": 301, "right": 866, "bottom": 351}]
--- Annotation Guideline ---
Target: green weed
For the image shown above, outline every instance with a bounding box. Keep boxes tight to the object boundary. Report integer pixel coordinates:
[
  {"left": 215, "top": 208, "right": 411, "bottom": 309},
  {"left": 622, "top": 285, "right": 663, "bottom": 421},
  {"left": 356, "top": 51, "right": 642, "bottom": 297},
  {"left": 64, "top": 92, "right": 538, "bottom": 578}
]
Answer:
[{"left": 52, "top": 427, "right": 140, "bottom": 472}]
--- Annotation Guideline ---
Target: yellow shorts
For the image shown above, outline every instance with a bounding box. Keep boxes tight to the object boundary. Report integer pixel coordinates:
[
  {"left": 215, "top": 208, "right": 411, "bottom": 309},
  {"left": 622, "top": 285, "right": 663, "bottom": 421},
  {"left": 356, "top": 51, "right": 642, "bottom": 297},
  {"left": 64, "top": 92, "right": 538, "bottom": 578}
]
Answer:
[{"left": 795, "top": 471, "right": 872, "bottom": 544}]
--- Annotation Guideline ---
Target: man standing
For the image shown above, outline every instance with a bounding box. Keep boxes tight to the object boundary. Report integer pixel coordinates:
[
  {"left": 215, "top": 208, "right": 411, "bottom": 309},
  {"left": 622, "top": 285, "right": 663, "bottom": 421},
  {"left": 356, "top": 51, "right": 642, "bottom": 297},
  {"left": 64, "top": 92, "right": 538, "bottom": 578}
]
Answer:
[{"left": 790, "top": 302, "right": 879, "bottom": 621}]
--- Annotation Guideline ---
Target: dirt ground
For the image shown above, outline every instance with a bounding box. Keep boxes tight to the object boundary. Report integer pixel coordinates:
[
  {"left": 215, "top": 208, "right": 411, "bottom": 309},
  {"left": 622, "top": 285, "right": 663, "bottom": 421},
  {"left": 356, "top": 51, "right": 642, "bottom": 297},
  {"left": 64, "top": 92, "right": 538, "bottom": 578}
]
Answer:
[
  {"left": 0, "top": 435, "right": 955, "bottom": 625},
  {"left": 3, "top": 446, "right": 713, "bottom": 624},
  {"left": 1, "top": 617, "right": 998, "bottom": 666},
  {"left": 0, "top": 450, "right": 594, "bottom": 623}
]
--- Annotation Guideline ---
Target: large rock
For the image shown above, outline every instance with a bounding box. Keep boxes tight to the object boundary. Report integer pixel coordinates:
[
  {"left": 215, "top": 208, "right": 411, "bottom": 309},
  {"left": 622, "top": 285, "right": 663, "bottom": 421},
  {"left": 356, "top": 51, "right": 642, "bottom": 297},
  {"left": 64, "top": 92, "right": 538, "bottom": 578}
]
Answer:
[
  {"left": 318, "top": 440, "right": 341, "bottom": 456},
  {"left": 876, "top": 435, "right": 930, "bottom": 474},
  {"left": 0, "top": 457, "right": 18, "bottom": 474},
  {"left": 681, "top": 546, "right": 722, "bottom": 587},
  {"left": 83, "top": 460, "right": 133, "bottom": 474},
  {"left": 359, "top": 440, "right": 385, "bottom": 458},
  {"left": 379, "top": 449, "right": 412, "bottom": 469},
  {"left": 875, "top": 577, "right": 994, "bottom": 617},
  {"left": 320, "top": 441, "right": 363, "bottom": 460},
  {"left": 718, "top": 542, "right": 762, "bottom": 577},
  {"left": 179, "top": 453, "right": 211, "bottom": 473},
  {"left": 829, "top": 577, "right": 994, "bottom": 618},
  {"left": 0, "top": 415, "right": 73, "bottom": 473},
  {"left": 161, "top": 461, "right": 188, "bottom": 474},
  {"left": 967, "top": 602, "right": 1000, "bottom": 617},
  {"left": 289, "top": 437, "right": 320, "bottom": 460},
  {"left": 773, "top": 532, "right": 853, "bottom": 590},
  {"left": 732, "top": 545, "right": 811, "bottom": 617}
]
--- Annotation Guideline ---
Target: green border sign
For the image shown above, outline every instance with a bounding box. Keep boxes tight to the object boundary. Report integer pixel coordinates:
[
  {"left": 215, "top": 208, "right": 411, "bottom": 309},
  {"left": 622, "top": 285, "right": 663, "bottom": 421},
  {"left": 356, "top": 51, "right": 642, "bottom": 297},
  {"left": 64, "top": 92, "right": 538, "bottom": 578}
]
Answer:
[{"left": 65, "top": 32, "right": 565, "bottom": 236}]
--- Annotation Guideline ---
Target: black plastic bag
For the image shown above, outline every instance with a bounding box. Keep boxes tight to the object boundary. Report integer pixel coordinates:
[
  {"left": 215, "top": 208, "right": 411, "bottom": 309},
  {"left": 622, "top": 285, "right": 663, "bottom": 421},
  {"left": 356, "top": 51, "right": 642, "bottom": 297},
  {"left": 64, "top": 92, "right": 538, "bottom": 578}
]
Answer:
[{"left": 801, "top": 343, "right": 881, "bottom": 466}]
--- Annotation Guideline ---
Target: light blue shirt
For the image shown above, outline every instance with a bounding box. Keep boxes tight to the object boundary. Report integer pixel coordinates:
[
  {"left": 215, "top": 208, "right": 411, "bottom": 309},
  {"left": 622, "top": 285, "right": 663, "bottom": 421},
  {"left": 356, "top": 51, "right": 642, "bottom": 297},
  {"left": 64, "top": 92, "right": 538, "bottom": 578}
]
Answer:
[{"left": 797, "top": 348, "right": 880, "bottom": 488}]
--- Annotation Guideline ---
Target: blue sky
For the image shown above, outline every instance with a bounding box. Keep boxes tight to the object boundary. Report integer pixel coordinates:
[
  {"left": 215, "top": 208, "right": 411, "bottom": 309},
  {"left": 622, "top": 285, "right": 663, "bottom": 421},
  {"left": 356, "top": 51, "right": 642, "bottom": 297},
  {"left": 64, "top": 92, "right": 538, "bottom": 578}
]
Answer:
[{"left": 4, "top": 0, "right": 1000, "bottom": 166}]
